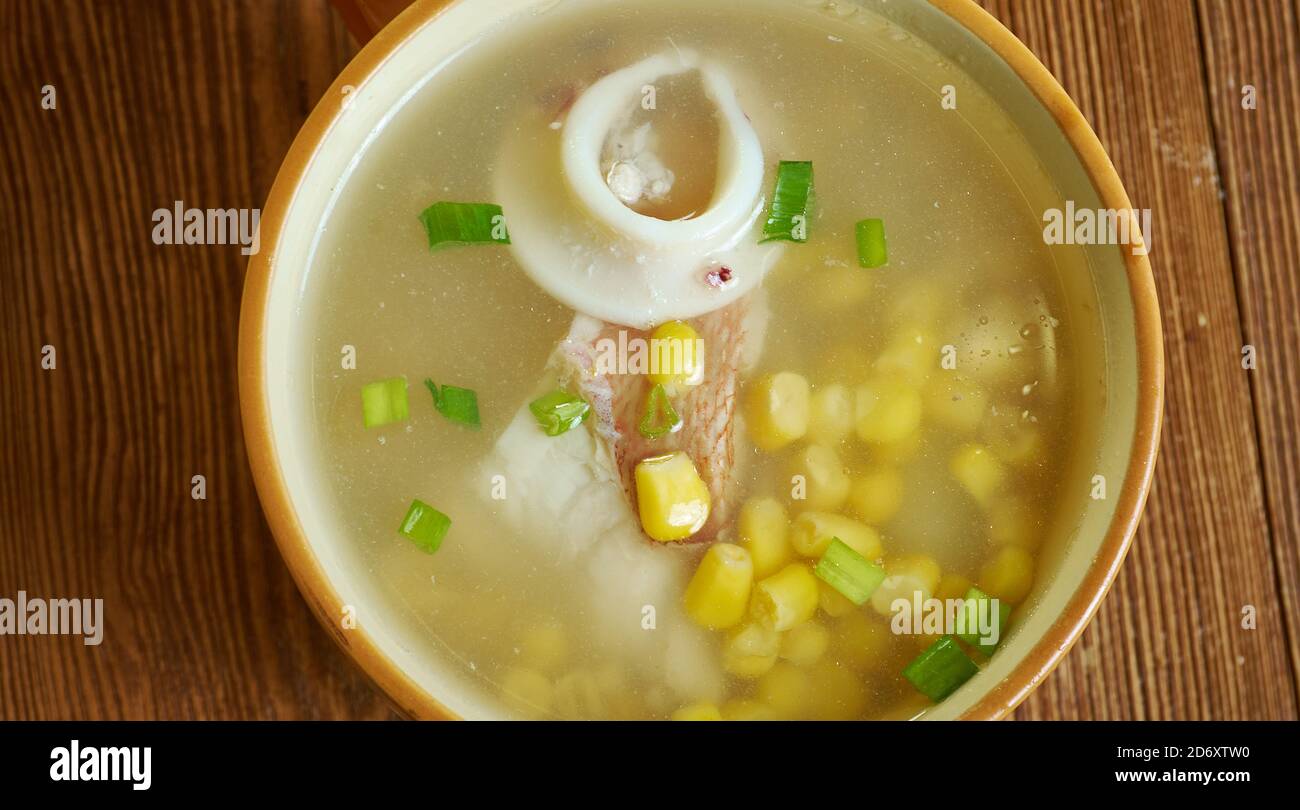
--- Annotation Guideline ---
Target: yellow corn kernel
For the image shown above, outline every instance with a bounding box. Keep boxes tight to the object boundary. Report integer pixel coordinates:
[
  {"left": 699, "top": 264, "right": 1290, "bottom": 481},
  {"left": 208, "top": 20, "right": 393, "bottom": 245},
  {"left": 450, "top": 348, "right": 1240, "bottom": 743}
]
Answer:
[
  {"left": 984, "top": 414, "right": 1045, "bottom": 468},
  {"left": 789, "top": 511, "right": 882, "bottom": 559},
  {"left": 988, "top": 498, "right": 1042, "bottom": 550},
  {"left": 746, "top": 372, "right": 811, "bottom": 451},
  {"left": 869, "top": 554, "right": 941, "bottom": 616},
  {"left": 848, "top": 467, "right": 904, "bottom": 525},
  {"left": 788, "top": 443, "right": 851, "bottom": 510},
  {"left": 818, "top": 578, "right": 856, "bottom": 617},
  {"left": 806, "top": 661, "right": 869, "bottom": 720},
  {"left": 500, "top": 667, "right": 553, "bottom": 719},
  {"left": 720, "top": 699, "right": 778, "bottom": 721},
  {"left": 935, "top": 572, "right": 974, "bottom": 601},
  {"left": 647, "top": 320, "right": 704, "bottom": 386},
  {"left": 874, "top": 327, "right": 936, "bottom": 387},
  {"left": 722, "top": 622, "right": 781, "bottom": 678},
  {"left": 807, "top": 384, "right": 854, "bottom": 446},
  {"left": 949, "top": 443, "right": 1005, "bottom": 506},
  {"left": 780, "top": 621, "right": 830, "bottom": 667},
  {"left": 751, "top": 563, "right": 819, "bottom": 631},
  {"left": 671, "top": 702, "right": 722, "bottom": 721},
  {"left": 738, "top": 497, "right": 792, "bottom": 579},
  {"left": 634, "top": 451, "right": 711, "bottom": 541},
  {"left": 979, "top": 546, "right": 1035, "bottom": 605},
  {"left": 855, "top": 377, "right": 922, "bottom": 445},
  {"left": 757, "top": 662, "right": 812, "bottom": 719},
  {"left": 925, "top": 377, "right": 988, "bottom": 433},
  {"left": 683, "top": 543, "right": 753, "bottom": 630},
  {"left": 832, "top": 611, "right": 893, "bottom": 670},
  {"left": 518, "top": 617, "right": 568, "bottom": 673}
]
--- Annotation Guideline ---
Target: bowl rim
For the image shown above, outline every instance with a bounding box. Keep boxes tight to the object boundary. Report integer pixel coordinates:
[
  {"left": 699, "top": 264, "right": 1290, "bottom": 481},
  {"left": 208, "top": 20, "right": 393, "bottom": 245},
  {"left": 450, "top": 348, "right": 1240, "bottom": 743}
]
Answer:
[{"left": 238, "top": 0, "right": 1164, "bottom": 720}]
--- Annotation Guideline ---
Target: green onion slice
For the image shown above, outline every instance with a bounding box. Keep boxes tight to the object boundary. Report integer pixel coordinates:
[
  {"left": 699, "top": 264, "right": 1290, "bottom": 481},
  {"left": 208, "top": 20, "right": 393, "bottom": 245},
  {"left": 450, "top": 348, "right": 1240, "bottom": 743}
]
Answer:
[
  {"left": 638, "top": 383, "right": 682, "bottom": 440},
  {"left": 902, "top": 635, "right": 979, "bottom": 702},
  {"left": 398, "top": 498, "right": 451, "bottom": 554},
  {"left": 957, "top": 586, "right": 1012, "bottom": 657},
  {"left": 418, "top": 201, "right": 510, "bottom": 250},
  {"left": 855, "top": 218, "right": 887, "bottom": 268},
  {"left": 360, "top": 376, "right": 409, "bottom": 428},
  {"left": 813, "top": 537, "right": 885, "bottom": 605},
  {"left": 760, "top": 160, "right": 813, "bottom": 243},
  {"left": 528, "top": 389, "right": 591, "bottom": 437},
  {"left": 424, "top": 379, "right": 480, "bottom": 428}
]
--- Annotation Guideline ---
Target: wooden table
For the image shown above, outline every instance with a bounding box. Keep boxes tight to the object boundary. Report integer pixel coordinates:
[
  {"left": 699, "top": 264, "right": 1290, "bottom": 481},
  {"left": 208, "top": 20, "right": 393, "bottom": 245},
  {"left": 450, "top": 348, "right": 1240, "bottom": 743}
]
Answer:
[{"left": 1, "top": 0, "right": 1296, "bottom": 720}]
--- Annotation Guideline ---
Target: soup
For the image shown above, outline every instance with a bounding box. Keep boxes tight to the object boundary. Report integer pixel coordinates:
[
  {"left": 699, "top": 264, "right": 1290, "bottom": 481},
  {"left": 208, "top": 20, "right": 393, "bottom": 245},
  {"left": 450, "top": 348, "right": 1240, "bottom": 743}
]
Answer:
[{"left": 303, "top": 0, "right": 1097, "bottom": 719}]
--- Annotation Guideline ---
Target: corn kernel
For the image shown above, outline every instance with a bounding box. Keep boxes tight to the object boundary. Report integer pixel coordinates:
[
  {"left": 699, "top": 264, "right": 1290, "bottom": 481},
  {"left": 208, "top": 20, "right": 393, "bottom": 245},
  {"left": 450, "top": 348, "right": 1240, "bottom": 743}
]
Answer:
[
  {"left": 807, "top": 383, "right": 854, "bottom": 446},
  {"left": 806, "top": 661, "right": 868, "bottom": 720},
  {"left": 848, "top": 467, "right": 904, "bottom": 525},
  {"left": 683, "top": 543, "right": 753, "bottom": 630},
  {"left": 874, "top": 327, "right": 936, "bottom": 387},
  {"left": 518, "top": 617, "right": 568, "bottom": 673},
  {"left": 751, "top": 563, "right": 819, "bottom": 631},
  {"left": 925, "top": 376, "right": 988, "bottom": 432},
  {"left": 979, "top": 546, "right": 1035, "bottom": 604},
  {"left": 935, "top": 572, "right": 974, "bottom": 601},
  {"left": 789, "top": 511, "right": 882, "bottom": 559},
  {"left": 720, "top": 699, "right": 778, "bottom": 721},
  {"left": 722, "top": 622, "right": 781, "bottom": 678},
  {"left": 757, "top": 662, "right": 812, "bottom": 719},
  {"left": 855, "top": 377, "right": 922, "bottom": 445},
  {"left": 634, "top": 451, "right": 711, "bottom": 541},
  {"left": 780, "top": 621, "right": 830, "bottom": 666},
  {"left": 500, "top": 667, "right": 553, "bottom": 719},
  {"left": 738, "top": 497, "right": 792, "bottom": 579},
  {"left": 746, "top": 372, "right": 811, "bottom": 451},
  {"left": 949, "top": 443, "right": 1005, "bottom": 505},
  {"left": 832, "top": 611, "right": 893, "bottom": 670},
  {"left": 647, "top": 320, "right": 704, "bottom": 386},
  {"left": 788, "top": 443, "right": 851, "bottom": 510},
  {"left": 818, "top": 577, "right": 856, "bottom": 617},
  {"left": 671, "top": 702, "right": 722, "bottom": 721},
  {"left": 870, "top": 554, "right": 941, "bottom": 616}
]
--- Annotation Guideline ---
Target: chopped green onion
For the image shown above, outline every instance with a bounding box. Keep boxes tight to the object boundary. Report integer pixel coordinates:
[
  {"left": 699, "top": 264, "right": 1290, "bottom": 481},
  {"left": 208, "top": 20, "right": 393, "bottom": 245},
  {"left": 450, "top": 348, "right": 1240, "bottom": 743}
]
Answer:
[
  {"left": 418, "top": 201, "right": 510, "bottom": 250},
  {"left": 529, "top": 389, "right": 591, "bottom": 436},
  {"left": 638, "top": 383, "right": 682, "bottom": 440},
  {"left": 424, "top": 379, "right": 480, "bottom": 428},
  {"left": 398, "top": 498, "right": 451, "bottom": 554},
  {"left": 957, "top": 586, "right": 1012, "bottom": 657},
  {"left": 813, "top": 537, "right": 886, "bottom": 605},
  {"left": 360, "top": 376, "right": 409, "bottom": 428},
  {"left": 902, "top": 635, "right": 979, "bottom": 701},
  {"left": 855, "top": 218, "right": 887, "bottom": 268},
  {"left": 760, "top": 160, "right": 813, "bottom": 243}
]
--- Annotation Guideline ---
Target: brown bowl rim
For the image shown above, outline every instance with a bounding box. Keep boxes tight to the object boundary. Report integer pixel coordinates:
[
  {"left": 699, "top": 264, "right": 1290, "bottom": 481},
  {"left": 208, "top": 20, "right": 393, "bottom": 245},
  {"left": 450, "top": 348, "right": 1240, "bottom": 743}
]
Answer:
[{"left": 237, "top": 0, "right": 1164, "bottom": 720}]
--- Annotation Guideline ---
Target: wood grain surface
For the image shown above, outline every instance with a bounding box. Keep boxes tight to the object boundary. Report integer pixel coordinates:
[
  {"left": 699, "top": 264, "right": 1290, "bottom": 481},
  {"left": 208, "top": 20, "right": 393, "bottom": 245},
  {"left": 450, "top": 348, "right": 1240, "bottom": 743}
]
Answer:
[{"left": 0, "top": 0, "right": 1296, "bottom": 720}]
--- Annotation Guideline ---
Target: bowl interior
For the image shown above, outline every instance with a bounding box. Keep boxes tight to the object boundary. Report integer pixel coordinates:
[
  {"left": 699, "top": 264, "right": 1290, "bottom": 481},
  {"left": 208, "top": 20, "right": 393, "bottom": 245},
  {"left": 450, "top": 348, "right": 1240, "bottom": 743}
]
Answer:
[{"left": 250, "top": 0, "right": 1151, "bottom": 719}]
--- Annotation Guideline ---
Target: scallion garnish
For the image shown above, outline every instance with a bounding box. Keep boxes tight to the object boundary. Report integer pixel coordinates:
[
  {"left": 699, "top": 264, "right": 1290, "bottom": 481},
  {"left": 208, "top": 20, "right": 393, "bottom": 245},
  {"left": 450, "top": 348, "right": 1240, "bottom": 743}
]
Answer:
[
  {"left": 855, "top": 217, "right": 887, "bottom": 268},
  {"left": 424, "top": 379, "right": 480, "bottom": 428},
  {"left": 957, "top": 586, "right": 1011, "bottom": 657},
  {"left": 813, "top": 537, "right": 885, "bottom": 605},
  {"left": 902, "top": 635, "right": 979, "bottom": 701},
  {"left": 638, "top": 383, "right": 682, "bottom": 440},
  {"left": 760, "top": 160, "right": 813, "bottom": 243},
  {"left": 398, "top": 499, "right": 451, "bottom": 554},
  {"left": 360, "top": 376, "right": 409, "bottom": 428},
  {"left": 418, "top": 201, "right": 510, "bottom": 250},
  {"left": 528, "top": 389, "right": 591, "bottom": 436}
]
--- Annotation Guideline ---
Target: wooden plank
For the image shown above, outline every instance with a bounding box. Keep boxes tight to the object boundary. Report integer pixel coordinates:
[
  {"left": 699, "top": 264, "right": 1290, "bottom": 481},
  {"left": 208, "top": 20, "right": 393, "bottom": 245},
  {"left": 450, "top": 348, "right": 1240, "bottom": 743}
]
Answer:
[
  {"left": 1196, "top": 0, "right": 1300, "bottom": 707},
  {"left": 0, "top": 0, "right": 390, "bottom": 719},
  {"left": 979, "top": 0, "right": 1297, "bottom": 719}
]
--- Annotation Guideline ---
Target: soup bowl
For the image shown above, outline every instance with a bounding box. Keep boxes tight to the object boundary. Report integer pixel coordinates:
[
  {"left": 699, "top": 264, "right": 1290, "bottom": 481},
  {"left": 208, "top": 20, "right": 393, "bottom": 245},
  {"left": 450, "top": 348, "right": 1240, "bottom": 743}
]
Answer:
[{"left": 239, "top": 0, "right": 1163, "bottom": 719}]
